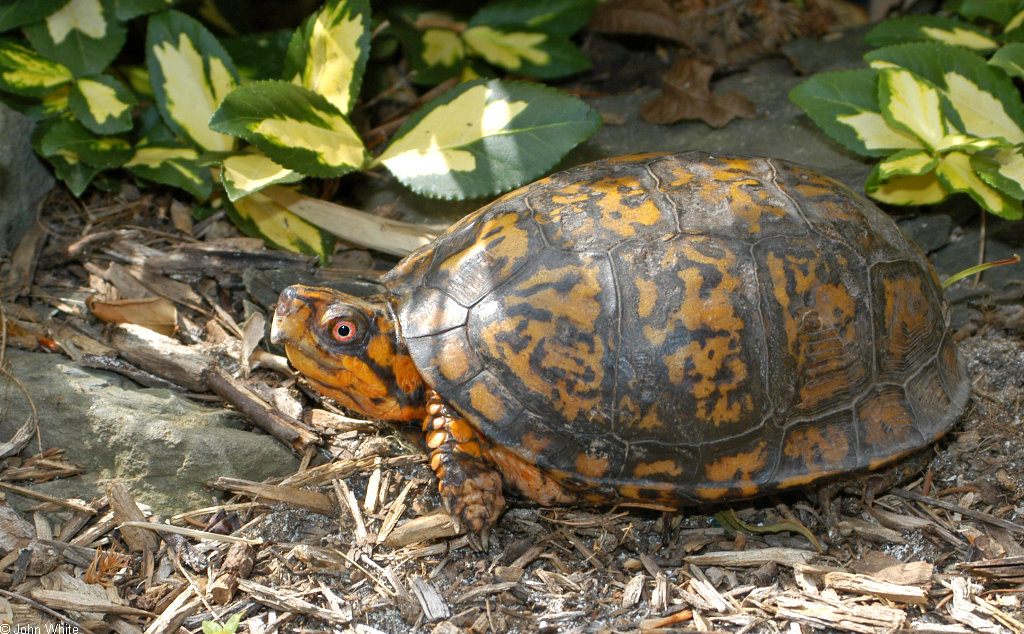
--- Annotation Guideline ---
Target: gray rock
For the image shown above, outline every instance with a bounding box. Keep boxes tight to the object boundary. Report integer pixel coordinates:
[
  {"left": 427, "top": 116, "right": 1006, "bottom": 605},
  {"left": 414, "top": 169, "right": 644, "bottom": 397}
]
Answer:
[
  {"left": 1, "top": 348, "right": 297, "bottom": 514},
  {"left": 0, "top": 103, "right": 54, "bottom": 255}
]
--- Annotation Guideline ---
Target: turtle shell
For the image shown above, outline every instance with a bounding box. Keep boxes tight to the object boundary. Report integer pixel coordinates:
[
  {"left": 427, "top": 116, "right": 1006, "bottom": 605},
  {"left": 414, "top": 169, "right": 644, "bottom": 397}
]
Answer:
[{"left": 382, "top": 152, "right": 970, "bottom": 505}]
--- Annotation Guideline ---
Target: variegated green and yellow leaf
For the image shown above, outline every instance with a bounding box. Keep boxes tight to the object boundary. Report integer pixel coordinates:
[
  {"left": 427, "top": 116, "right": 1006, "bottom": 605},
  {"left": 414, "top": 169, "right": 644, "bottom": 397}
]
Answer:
[
  {"left": 0, "top": 39, "right": 73, "bottom": 96},
  {"left": 462, "top": 25, "right": 589, "bottom": 78},
  {"left": 990, "top": 43, "right": 1024, "bottom": 81},
  {"left": 1003, "top": 8, "right": 1024, "bottom": 39},
  {"left": 209, "top": 80, "right": 366, "bottom": 177},
  {"left": 284, "top": 0, "right": 369, "bottom": 114},
  {"left": 469, "top": 0, "right": 600, "bottom": 37},
  {"left": 865, "top": 16, "right": 997, "bottom": 51},
  {"left": 876, "top": 149, "right": 938, "bottom": 179},
  {"left": 865, "top": 169, "right": 948, "bottom": 206},
  {"left": 867, "top": 43, "right": 1024, "bottom": 143},
  {"left": 0, "top": 0, "right": 68, "bottom": 32},
  {"left": 226, "top": 192, "right": 334, "bottom": 261},
  {"left": 789, "top": 69, "right": 920, "bottom": 157},
  {"left": 877, "top": 68, "right": 950, "bottom": 150},
  {"left": 24, "top": 0, "right": 127, "bottom": 78},
  {"left": 972, "top": 148, "right": 1024, "bottom": 206},
  {"left": 421, "top": 28, "right": 465, "bottom": 67},
  {"left": 935, "top": 151, "right": 1022, "bottom": 217},
  {"left": 36, "top": 117, "right": 132, "bottom": 169},
  {"left": 221, "top": 151, "right": 301, "bottom": 201},
  {"left": 146, "top": 9, "right": 238, "bottom": 152},
  {"left": 30, "top": 118, "right": 100, "bottom": 196},
  {"left": 69, "top": 75, "right": 136, "bottom": 134},
  {"left": 125, "top": 143, "right": 212, "bottom": 199},
  {"left": 376, "top": 79, "right": 601, "bottom": 199}
]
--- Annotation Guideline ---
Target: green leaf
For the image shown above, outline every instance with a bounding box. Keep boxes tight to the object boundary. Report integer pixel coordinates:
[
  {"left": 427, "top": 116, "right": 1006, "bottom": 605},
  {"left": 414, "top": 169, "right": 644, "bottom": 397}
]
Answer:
[
  {"left": 283, "top": 0, "right": 370, "bottom": 114},
  {"left": 376, "top": 79, "right": 602, "bottom": 199},
  {"left": 865, "top": 15, "right": 997, "bottom": 51},
  {"left": 69, "top": 74, "right": 136, "bottom": 134},
  {"left": 789, "top": 69, "right": 921, "bottom": 157},
  {"left": 222, "top": 30, "right": 292, "bottom": 81},
  {"left": 875, "top": 148, "right": 939, "bottom": 179},
  {"left": 877, "top": 67, "right": 950, "bottom": 151},
  {"left": 935, "top": 150, "right": 1023, "bottom": 217},
  {"left": 950, "top": 0, "right": 1021, "bottom": 26},
  {"left": 469, "top": 0, "right": 599, "bottom": 37},
  {"left": 0, "top": 0, "right": 68, "bottom": 32},
  {"left": 462, "top": 26, "right": 590, "bottom": 78},
  {"left": 865, "top": 167, "right": 949, "bottom": 205},
  {"left": 37, "top": 117, "right": 132, "bottom": 168},
  {"left": 31, "top": 118, "right": 100, "bottom": 196},
  {"left": 867, "top": 42, "right": 1024, "bottom": 143},
  {"left": 1002, "top": 9, "right": 1024, "bottom": 42},
  {"left": 225, "top": 191, "right": 334, "bottom": 262},
  {"left": 24, "top": 0, "right": 127, "bottom": 77},
  {"left": 125, "top": 143, "right": 213, "bottom": 199},
  {"left": 0, "top": 38, "right": 73, "bottom": 96},
  {"left": 973, "top": 148, "right": 1024, "bottom": 202},
  {"left": 146, "top": 9, "right": 238, "bottom": 152},
  {"left": 387, "top": 18, "right": 464, "bottom": 85},
  {"left": 221, "top": 151, "right": 302, "bottom": 201},
  {"left": 209, "top": 80, "right": 367, "bottom": 178},
  {"left": 990, "top": 42, "right": 1024, "bottom": 79},
  {"left": 116, "top": 0, "right": 175, "bottom": 20}
]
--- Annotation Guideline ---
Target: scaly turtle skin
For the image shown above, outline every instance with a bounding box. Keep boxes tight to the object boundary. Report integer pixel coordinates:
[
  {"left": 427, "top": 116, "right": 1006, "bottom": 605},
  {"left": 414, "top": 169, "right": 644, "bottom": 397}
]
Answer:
[{"left": 271, "top": 152, "right": 970, "bottom": 546}]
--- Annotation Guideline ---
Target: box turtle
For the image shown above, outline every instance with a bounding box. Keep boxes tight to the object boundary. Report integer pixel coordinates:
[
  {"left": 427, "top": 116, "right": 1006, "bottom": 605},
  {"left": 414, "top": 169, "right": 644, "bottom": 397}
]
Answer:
[{"left": 271, "top": 151, "right": 970, "bottom": 546}]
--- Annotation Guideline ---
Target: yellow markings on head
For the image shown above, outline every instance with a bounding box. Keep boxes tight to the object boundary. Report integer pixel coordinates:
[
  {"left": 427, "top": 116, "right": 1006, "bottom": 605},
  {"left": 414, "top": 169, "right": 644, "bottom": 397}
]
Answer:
[
  {"left": 632, "top": 460, "right": 683, "bottom": 479},
  {"left": 469, "top": 382, "right": 507, "bottom": 422},
  {"left": 859, "top": 389, "right": 914, "bottom": 447},
  {"left": 575, "top": 453, "right": 610, "bottom": 479},
  {"left": 392, "top": 355, "right": 422, "bottom": 395},
  {"left": 783, "top": 426, "right": 850, "bottom": 470},
  {"left": 366, "top": 334, "right": 394, "bottom": 366},
  {"left": 378, "top": 83, "right": 528, "bottom": 177}
]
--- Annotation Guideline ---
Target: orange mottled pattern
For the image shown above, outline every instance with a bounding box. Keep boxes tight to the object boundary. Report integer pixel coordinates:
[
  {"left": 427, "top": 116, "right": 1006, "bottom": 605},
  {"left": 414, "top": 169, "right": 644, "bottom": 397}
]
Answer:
[{"left": 304, "top": 151, "right": 972, "bottom": 510}]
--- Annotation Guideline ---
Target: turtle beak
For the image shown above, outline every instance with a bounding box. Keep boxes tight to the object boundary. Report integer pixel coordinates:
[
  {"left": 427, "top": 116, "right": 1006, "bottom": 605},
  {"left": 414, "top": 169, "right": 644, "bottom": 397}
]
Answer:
[{"left": 270, "top": 285, "right": 308, "bottom": 345}]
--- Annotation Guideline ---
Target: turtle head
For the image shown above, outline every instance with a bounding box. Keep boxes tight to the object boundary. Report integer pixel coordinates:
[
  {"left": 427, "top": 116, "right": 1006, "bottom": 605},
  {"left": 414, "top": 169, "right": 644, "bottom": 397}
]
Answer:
[{"left": 271, "top": 284, "right": 426, "bottom": 422}]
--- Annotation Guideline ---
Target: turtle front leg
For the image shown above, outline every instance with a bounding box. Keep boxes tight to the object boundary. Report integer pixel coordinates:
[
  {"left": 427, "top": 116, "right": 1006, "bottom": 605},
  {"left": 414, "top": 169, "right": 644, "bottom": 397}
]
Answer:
[{"left": 422, "top": 390, "right": 505, "bottom": 549}]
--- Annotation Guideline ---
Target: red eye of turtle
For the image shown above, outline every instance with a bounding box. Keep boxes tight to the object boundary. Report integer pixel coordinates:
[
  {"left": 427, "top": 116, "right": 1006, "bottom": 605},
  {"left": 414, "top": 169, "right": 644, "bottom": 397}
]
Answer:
[{"left": 332, "top": 320, "right": 357, "bottom": 343}]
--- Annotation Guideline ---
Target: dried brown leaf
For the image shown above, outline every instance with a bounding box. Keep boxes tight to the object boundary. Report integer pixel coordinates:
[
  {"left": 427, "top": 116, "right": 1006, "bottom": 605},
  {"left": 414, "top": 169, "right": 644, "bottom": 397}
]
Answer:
[
  {"left": 589, "top": 0, "right": 691, "bottom": 44},
  {"left": 641, "top": 58, "right": 756, "bottom": 127},
  {"left": 87, "top": 296, "right": 177, "bottom": 336}
]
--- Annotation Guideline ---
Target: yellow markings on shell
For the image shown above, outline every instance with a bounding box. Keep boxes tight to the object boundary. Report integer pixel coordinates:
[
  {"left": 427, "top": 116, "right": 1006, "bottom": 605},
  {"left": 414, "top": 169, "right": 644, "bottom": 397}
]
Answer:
[
  {"left": 75, "top": 77, "right": 129, "bottom": 123},
  {"left": 634, "top": 278, "right": 659, "bottom": 319},
  {"left": 859, "top": 389, "right": 913, "bottom": 447},
  {"left": 696, "top": 441, "right": 768, "bottom": 499},
  {"left": 462, "top": 26, "right": 549, "bottom": 70},
  {"left": 574, "top": 453, "right": 610, "bottom": 479},
  {"left": 783, "top": 426, "right": 850, "bottom": 470},
  {"left": 422, "top": 28, "right": 465, "bottom": 67},
  {"left": 836, "top": 111, "right": 922, "bottom": 151},
  {"left": 47, "top": 0, "right": 106, "bottom": 42},
  {"left": 377, "top": 83, "right": 528, "bottom": 177},
  {"left": 664, "top": 337, "right": 750, "bottom": 425},
  {"left": 440, "top": 210, "right": 530, "bottom": 282},
  {"left": 222, "top": 153, "right": 296, "bottom": 193},
  {"left": 437, "top": 337, "right": 472, "bottom": 382},
  {"left": 637, "top": 409, "right": 661, "bottom": 431},
  {"left": 297, "top": 2, "right": 365, "bottom": 113},
  {"left": 469, "top": 382, "right": 507, "bottom": 423},
  {"left": 632, "top": 460, "right": 683, "bottom": 479},
  {"left": 765, "top": 251, "right": 814, "bottom": 355},
  {"left": 882, "top": 275, "right": 931, "bottom": 366},
  {"left": 520, "top": 431, "right": 553, "bottom": 460},
  {"left": 253, "top": 111, "right": 364, "bottom": 168},
  {"left": 151, "top": 34, "right": 236, "bottom": 152}
]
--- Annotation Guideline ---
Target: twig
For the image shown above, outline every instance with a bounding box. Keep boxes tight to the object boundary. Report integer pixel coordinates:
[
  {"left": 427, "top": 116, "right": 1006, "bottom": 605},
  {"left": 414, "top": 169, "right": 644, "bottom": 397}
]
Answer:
[
  {"left": 889, "top": 489, "right": 1024, "bottom": 536},
  {"left": 0, "top": 587, "right": 95, "bottom": 634}
]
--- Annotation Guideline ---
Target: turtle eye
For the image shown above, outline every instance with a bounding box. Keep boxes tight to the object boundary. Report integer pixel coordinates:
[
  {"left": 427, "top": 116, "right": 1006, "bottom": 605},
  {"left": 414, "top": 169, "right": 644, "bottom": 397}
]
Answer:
[{"left": 331, "top": 319, "right": 358, "bottom": 343}]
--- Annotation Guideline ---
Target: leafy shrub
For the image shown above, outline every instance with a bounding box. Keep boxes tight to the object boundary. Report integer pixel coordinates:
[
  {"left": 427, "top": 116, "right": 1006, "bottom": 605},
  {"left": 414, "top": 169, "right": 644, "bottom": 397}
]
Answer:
[
  {"left": 790, "top": 0, "right": 1024, "bottom": 219},
  {"left": 0, "top": 0, "right": 601, "bottom": 259}
]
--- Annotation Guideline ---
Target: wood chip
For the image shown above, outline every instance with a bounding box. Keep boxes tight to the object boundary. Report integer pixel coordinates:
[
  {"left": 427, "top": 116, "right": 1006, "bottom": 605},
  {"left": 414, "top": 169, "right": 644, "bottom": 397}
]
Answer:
[
  {"left": 409, "top": 575, "right": 450, "bottom": 621},
  {"left": 770, "top": 591, "right": 906, "bottom": 633},
  {"left": 214, "top": 478, "right": 334, "bottom": 515},
  {"left": 106, "top": 482, "right": 158, "bottom": 553},
  {"left": 822, "top": 571, "right": 929, "bottom": 605},
  {"left": 685, "top": 547, "right": 816, "bottom": 568},
  {"left": 383, "top": 513, "right": 458, "bottom": 548},
  {"left": 622, "top": 573, "right": 644, "bottom": 608}
]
